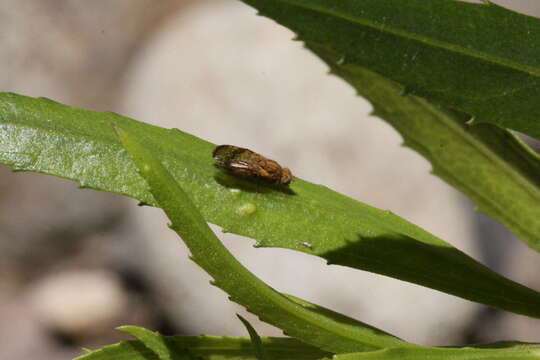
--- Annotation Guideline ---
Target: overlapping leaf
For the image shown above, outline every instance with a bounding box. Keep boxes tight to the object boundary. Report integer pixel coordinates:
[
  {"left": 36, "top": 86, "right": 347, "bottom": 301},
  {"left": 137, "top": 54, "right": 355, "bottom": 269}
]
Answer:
[{"left": 240, "top": 0, "right": 540, "bottom": 140}]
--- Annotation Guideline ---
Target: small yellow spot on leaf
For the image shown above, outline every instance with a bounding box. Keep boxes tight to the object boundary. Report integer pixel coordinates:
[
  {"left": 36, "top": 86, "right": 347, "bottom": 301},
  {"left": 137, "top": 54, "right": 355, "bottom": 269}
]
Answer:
[{"left": 237, "top": 202, "right": 256, "bottom": 216}]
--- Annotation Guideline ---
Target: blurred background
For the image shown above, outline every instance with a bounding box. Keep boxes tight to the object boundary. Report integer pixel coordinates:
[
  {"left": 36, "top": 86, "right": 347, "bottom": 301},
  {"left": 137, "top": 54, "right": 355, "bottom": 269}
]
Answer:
[{"left": 1, "top": 0, "right": 540, "bottom": 358}]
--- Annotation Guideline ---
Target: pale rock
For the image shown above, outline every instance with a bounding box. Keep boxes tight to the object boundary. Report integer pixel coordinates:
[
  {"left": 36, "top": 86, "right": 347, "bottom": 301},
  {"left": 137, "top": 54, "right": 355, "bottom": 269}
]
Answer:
[{"left": 26, "top": 270, "right": 127, "bottom": 337}]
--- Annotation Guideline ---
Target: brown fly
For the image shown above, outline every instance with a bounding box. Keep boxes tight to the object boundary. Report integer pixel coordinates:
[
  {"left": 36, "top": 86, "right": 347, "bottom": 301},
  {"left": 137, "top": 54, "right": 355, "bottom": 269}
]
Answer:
[{"left": 213, "top": 145, "right": 292, "bottom": 185}]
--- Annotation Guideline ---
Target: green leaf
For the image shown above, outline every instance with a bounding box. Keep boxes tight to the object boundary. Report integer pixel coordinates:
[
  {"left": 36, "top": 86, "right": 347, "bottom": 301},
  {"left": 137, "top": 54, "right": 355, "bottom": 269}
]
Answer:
[
  {"left": 332, "top": 344, "right": 540, "bottom": 360},
  {"left": 75, "top": 334, "right": 332, "bottom": 360},
  {"left": 239, "top": 0, "right": 540, "bottom": 140},
  {"left": 117, "top": 326, "right": 195, "bottom": 360},
  {"left": 114, "top": 124, "right": 405, "bottom": 352},
  {"left": 236, "top": 315, "right": 267, "bottom": 360},
  {"left": 2, "top": 92, "right": 540, "bottom": 319}
]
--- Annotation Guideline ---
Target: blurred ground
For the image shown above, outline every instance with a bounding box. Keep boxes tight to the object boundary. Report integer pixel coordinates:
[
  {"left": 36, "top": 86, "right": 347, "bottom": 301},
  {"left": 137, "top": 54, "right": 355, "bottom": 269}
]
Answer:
[{"left": 1, "top": 0, "right": 540, "bottom": 359}]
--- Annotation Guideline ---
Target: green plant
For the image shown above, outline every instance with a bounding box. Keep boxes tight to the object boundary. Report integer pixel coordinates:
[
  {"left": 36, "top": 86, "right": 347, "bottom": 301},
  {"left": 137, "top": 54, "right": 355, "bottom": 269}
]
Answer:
[{"left": 2, "top": 0, "right": 540, "bottom": 359}]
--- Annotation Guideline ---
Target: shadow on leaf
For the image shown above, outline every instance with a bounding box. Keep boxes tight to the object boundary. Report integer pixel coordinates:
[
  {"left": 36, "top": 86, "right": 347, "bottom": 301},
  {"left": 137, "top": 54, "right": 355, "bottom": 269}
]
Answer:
[
  {"left": 213, "top": 170, "right": 296, "bottom": 196},
  {"left": 320, "top": 232, "right": 540, "bottom": 317}
]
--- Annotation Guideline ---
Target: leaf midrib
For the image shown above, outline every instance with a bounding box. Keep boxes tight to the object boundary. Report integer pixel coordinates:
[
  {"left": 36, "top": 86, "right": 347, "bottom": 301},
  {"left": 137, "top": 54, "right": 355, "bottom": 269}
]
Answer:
[{"left": 274, "top": 0, "right": 540, "bottom": 77}]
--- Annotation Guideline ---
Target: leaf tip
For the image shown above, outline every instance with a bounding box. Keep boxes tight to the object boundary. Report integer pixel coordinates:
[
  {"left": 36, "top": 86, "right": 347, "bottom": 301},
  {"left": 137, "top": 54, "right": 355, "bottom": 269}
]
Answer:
[{"left": 115, "top": 325, "right": 133, "bottom": 334}]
